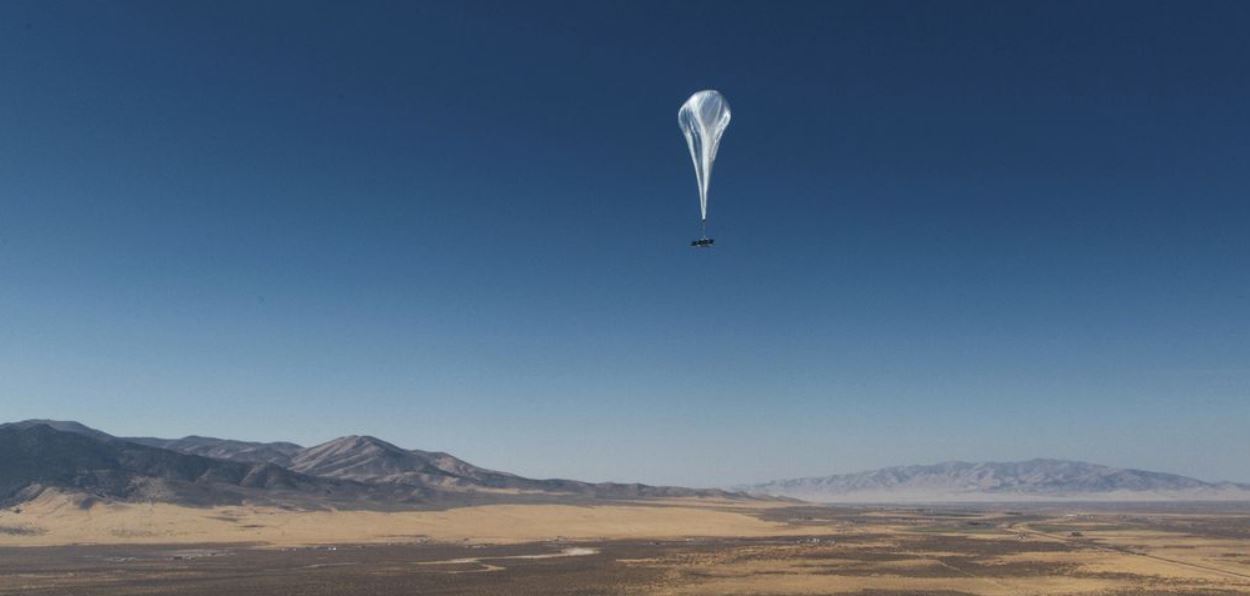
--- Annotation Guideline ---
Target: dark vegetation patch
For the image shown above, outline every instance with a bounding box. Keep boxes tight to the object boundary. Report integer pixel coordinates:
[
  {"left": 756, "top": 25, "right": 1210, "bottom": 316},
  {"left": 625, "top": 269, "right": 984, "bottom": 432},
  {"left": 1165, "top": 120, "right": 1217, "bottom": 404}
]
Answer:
[
  {"left": 904, "top": 534, "right": 1074, "bottom": 557},
  {"left": 855, "top": 587, "right": 980, "bottom": 592},
  {"left": 0, "top": 525, "right": 45, "bottom": 536},
  {"left": 908, "top": 524, "right": 1002, "bottom": 533},
  {"left": 936, "top": 558, "right": 1082, "bottom": 578},
  {"left": 752, "top": 505, "right": 863, "bottom": 524}
]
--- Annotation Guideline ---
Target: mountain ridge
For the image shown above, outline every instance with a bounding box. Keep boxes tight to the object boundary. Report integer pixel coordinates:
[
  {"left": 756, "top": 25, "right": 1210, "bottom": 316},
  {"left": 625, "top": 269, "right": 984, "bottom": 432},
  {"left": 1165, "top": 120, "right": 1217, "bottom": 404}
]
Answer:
[
  {"left": 0, "top": 423, "right": 370, "bottom": 507},
  {"left": 126, "top": 435, "right": 304, "bottom": 466},
  {"left": 739, "top": 459, "right": 1250, "bottom": 503},
  {"left": 0, "top": 420, "right": 739, "bottom": 507}
]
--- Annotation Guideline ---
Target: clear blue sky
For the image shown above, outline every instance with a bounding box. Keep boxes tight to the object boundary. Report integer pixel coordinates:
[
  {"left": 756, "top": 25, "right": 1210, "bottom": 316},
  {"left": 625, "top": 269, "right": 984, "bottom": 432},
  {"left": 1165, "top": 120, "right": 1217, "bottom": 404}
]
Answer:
[{"left": 2, "top": 1, "right": 1247, "bottom": 487}]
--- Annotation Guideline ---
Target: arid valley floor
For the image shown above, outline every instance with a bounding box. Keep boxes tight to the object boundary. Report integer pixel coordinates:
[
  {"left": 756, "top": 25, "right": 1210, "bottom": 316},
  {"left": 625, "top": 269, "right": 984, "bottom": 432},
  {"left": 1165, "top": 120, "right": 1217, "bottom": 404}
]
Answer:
[{"left": 2, "top": 493, "right": 1249, "bottom": 594}]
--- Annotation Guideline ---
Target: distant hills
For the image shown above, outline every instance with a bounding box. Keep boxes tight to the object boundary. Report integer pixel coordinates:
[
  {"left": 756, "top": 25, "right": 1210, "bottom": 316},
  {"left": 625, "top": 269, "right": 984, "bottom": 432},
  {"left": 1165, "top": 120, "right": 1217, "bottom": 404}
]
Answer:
[
  {"left": 0, "top": 420, "right": 736, "bottom": 508},
  {"left": 739, "top": 459, "right": 1250, "bottom": 503}
]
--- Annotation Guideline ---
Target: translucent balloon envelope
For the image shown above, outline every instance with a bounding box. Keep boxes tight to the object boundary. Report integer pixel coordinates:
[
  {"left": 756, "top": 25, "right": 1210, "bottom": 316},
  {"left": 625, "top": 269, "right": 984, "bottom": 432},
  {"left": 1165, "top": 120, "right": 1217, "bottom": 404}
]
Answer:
[{"left": 679, "top": 90, "right": 731, "bottom": 231}]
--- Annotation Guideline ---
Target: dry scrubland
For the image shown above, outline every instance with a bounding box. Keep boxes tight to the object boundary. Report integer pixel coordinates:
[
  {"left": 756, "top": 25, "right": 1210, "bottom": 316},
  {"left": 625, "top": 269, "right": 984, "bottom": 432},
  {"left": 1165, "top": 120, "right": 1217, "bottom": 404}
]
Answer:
[
  {"left": 0, "top": 490, "right": 806, "bottom": 546},
  {"left": 2, "top": 492, "right": 1250, "bottom": 594}
]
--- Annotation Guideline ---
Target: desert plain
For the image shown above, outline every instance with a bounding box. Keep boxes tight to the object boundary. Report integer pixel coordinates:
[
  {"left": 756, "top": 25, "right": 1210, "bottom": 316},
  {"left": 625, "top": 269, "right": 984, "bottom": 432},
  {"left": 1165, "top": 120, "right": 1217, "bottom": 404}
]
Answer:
[{"left": 2, "top": 491, "right": 1249, "bottom": 594}]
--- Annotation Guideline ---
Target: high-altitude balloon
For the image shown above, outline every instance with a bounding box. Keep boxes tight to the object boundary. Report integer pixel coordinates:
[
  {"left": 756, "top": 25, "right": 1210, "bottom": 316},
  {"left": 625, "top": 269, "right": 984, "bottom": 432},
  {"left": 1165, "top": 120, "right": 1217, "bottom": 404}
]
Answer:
[{"left": 679, "top": 90, "right": 731, "bottom": 247}]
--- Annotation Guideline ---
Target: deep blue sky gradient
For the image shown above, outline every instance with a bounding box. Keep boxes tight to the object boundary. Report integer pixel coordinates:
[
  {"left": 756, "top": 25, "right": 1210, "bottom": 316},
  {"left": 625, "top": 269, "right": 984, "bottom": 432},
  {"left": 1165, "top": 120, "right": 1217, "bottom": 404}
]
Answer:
[{"left": 2, "top": 1, "right": 1248, "bottom": 486}]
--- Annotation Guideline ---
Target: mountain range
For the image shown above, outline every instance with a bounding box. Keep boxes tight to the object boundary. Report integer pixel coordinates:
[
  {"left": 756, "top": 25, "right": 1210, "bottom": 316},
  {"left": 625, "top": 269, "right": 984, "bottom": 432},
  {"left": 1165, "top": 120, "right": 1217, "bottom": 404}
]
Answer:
[
  {"left": 6, "top": 420, "right": 1248, "bottom": 508},
  {"left": 740, "top": 459, "right": 1250, "bottom": 503},
  {"left": 0, "top": 420, "right": 735, "bottom": 508}
]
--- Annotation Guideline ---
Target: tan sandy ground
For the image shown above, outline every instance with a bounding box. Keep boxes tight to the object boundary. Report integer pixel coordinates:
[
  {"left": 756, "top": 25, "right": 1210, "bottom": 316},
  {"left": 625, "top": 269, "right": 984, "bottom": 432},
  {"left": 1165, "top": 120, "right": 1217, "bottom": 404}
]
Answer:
[{"left": 0, "top": 490, "right": 826, "bottom": 547}]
